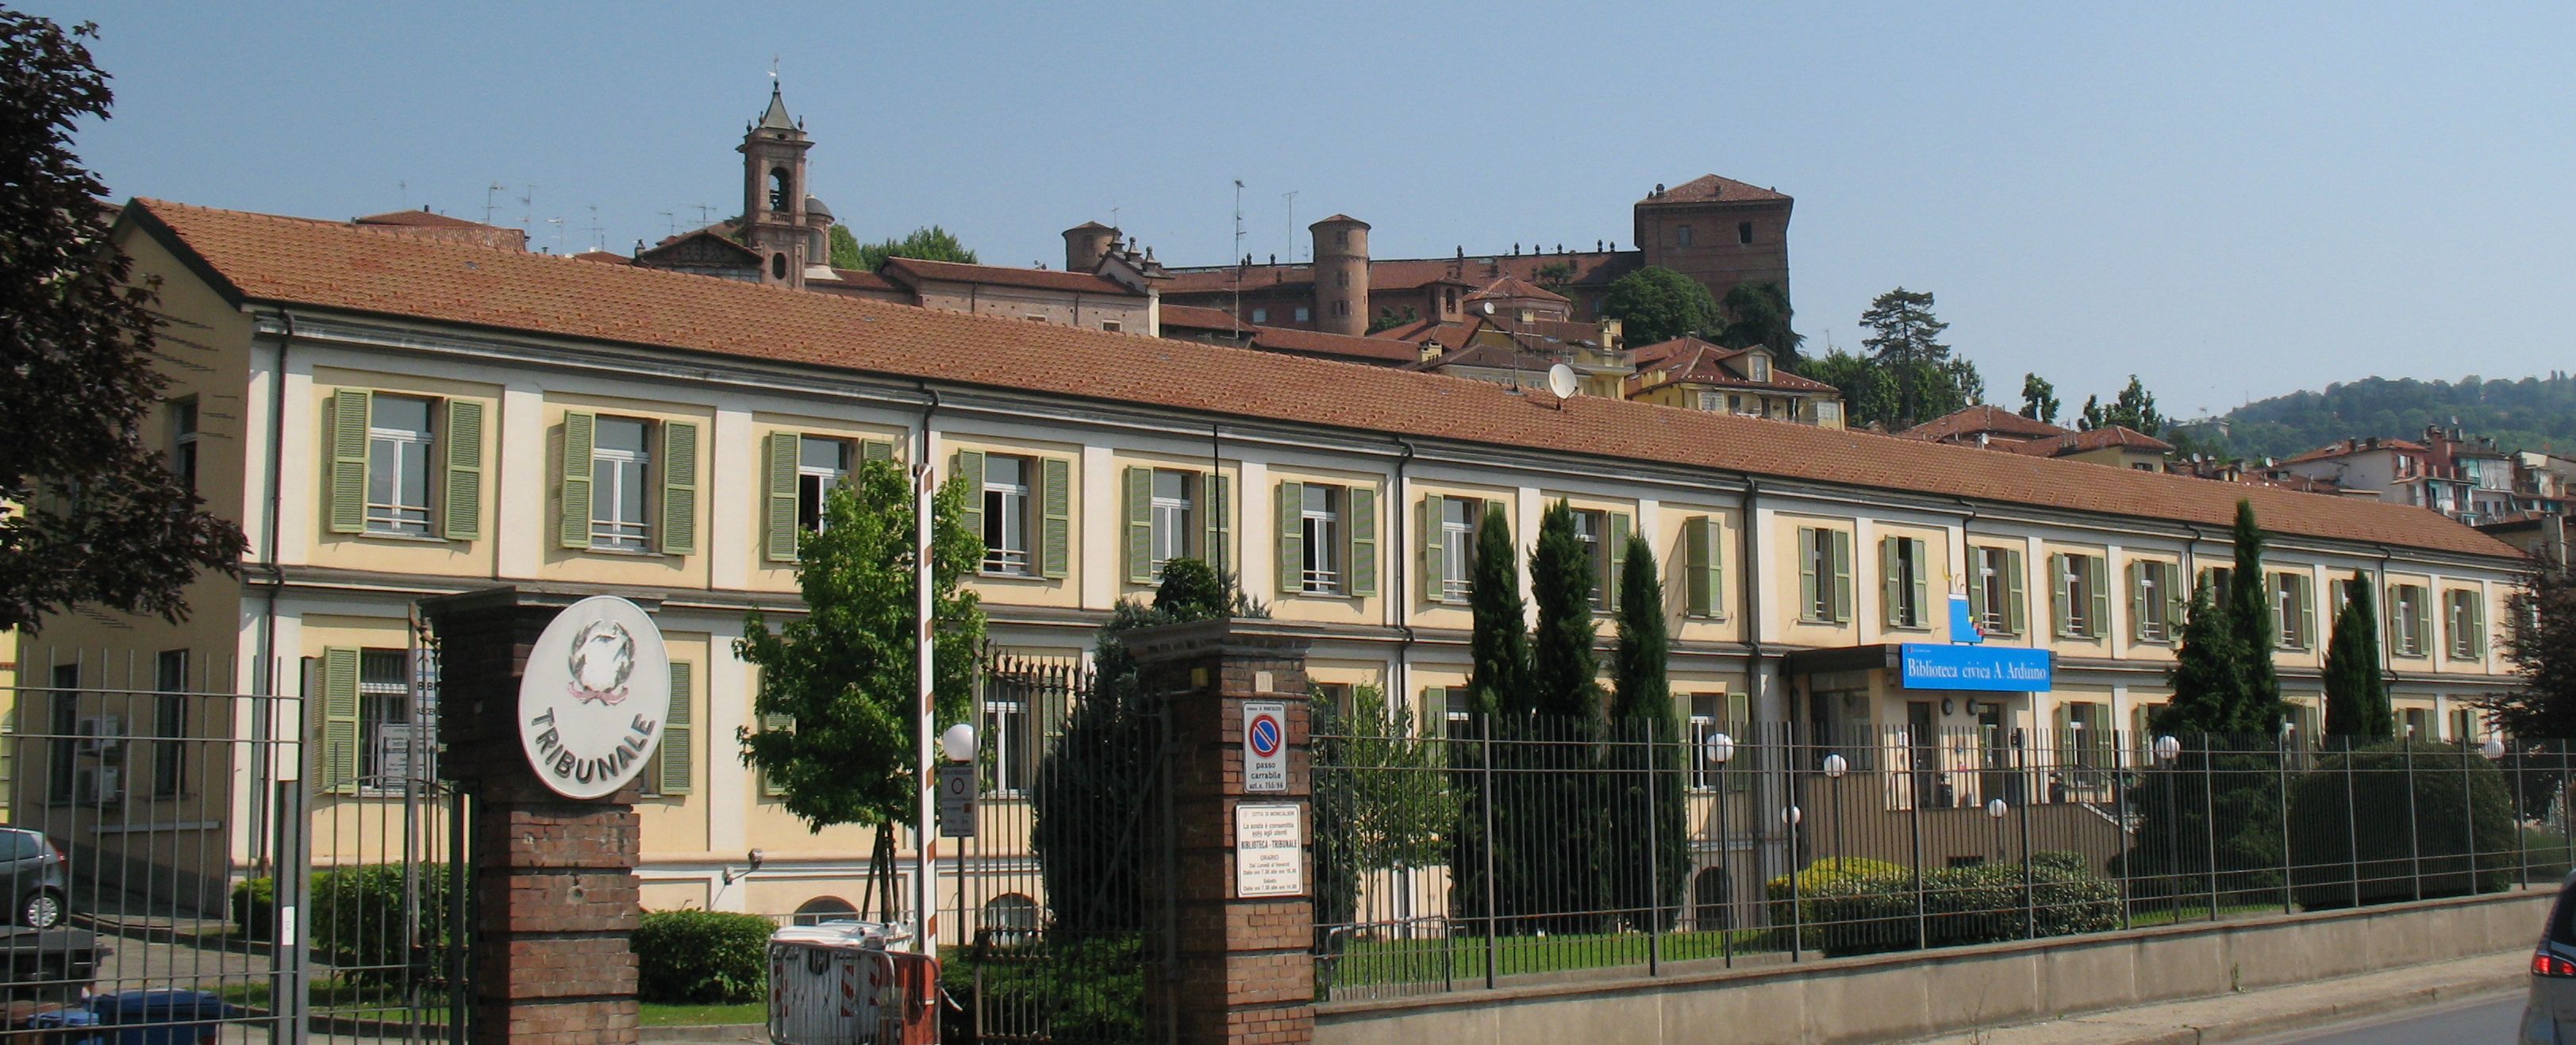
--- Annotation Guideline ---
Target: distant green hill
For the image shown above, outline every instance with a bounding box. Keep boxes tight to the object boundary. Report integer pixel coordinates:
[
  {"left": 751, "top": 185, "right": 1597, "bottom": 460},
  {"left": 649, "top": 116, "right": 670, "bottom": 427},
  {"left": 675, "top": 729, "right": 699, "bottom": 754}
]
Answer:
[{"left": 2172, "top": 372, "right": 2576, "bottom": 462}]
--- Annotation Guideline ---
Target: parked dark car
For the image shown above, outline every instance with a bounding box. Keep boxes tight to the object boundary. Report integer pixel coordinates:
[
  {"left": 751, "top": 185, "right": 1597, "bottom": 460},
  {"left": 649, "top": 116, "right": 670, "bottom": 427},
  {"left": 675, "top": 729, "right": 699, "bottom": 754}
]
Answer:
[
  {"left": 0, "top": 828, "right": 67, "bottom": 930},
  {"left": 2522, "top": 870, "right": 2576, "bottom": 1043}
]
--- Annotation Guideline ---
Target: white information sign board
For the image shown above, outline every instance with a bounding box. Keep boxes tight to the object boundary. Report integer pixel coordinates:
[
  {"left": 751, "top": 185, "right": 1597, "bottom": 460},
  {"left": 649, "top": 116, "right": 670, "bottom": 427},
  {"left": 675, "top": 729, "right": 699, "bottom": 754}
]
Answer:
[
  {"left": 1234, "top": 802, "right": 1304, "bottom": 898},
  {"left": 1243, "top": 700, "right": 1286, "bottom": 793}
]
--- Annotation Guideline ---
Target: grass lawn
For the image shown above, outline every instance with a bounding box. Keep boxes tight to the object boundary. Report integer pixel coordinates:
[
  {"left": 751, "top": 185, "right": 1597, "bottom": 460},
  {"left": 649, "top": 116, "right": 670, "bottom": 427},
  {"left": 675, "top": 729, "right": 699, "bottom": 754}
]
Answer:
[
  {"left": 1324, "top": 926, "right": 1778, "bottom": 990},
  {"left": 640, "top": 1001, "right": 767, "bottom": 1027}
]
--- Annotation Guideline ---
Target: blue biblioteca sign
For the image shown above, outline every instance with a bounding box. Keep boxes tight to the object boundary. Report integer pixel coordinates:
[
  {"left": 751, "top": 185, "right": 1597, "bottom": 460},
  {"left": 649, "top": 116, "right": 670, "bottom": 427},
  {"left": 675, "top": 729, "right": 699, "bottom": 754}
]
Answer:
[{"left": 1898, "top": 643, "right": 2053, "bottom": 692}]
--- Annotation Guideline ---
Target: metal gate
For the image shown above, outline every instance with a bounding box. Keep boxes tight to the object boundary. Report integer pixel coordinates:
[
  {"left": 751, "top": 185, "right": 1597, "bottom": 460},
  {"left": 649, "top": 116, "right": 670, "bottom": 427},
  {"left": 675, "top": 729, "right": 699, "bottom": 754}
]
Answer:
[
  {"left": 2, "top": 643, "right": 471, "bottom": 1043},
  {"left": 950, "top": 655, "right": 1172, "bottom": 1045}
]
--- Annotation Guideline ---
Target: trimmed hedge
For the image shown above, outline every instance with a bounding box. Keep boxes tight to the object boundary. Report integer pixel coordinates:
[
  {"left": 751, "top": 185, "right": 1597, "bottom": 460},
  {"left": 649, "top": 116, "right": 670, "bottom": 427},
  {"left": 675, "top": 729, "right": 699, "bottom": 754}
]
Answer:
[
  {"left": 634, "top": 909, "right": 776, "bottom": 1004},
  {"left": 2286, "top": 740, "right": 2516, "bottom": 909},
  {"left": 1766, "top": 853, "right": 2119, "bottom": 957},
  {"left": 233, "top": 866, "right": 453, "bottom": 981}
]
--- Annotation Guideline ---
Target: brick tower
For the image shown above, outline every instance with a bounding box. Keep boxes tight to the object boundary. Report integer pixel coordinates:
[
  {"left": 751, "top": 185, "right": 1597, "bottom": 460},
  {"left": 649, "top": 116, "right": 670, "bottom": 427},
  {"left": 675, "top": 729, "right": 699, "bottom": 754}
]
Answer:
[
  {"left": 1309, "top": 214, "right": 1370, "bottom": 336},
  {"left": 1632, "top": 175, "right": 1793, "bottom": 309},
  {"left": 739, "top": 86, "right": 813, "bottom": 288}
]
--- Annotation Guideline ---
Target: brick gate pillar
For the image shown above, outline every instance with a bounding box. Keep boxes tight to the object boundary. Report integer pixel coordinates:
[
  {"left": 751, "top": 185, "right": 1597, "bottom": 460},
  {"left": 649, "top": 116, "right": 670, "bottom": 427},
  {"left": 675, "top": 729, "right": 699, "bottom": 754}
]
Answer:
[
  {"left": 1124, "top": 617, "right": 1317, "bottom": 1045},
  {"left": 423, "top": 587, "right": 656, "bottom": 1045}
]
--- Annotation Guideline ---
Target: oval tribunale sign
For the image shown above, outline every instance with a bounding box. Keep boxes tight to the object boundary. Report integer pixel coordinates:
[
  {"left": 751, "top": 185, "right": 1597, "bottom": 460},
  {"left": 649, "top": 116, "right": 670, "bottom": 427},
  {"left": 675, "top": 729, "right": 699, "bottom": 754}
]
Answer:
[{"left": 517, "top": 595, "right": 671, "bottom": 799}]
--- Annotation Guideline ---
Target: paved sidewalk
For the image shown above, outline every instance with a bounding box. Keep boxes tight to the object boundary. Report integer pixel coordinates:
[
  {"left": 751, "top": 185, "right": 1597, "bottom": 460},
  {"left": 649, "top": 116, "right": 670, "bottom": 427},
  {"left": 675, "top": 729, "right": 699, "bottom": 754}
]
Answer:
[{"left": 1913, "top": 950, "right": 2528, "bottom": 1044}]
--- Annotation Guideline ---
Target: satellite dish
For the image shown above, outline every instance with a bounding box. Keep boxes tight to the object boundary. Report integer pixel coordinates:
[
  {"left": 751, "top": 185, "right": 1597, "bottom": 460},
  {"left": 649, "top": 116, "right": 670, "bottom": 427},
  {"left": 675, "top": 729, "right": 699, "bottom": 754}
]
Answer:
[
  {"left": 1482, "top": 302, "right": 1496, "bottom": 315},
  {"left": 1545, "top": 363, "right": 1578, "bottom": 400}
]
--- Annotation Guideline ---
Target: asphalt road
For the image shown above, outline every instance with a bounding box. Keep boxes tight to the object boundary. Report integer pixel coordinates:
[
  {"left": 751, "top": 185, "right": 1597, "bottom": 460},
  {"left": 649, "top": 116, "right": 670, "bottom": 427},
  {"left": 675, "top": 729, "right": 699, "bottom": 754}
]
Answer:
[{"left": 2251, "top": 990, "right": 2524, "bottom": 1044}]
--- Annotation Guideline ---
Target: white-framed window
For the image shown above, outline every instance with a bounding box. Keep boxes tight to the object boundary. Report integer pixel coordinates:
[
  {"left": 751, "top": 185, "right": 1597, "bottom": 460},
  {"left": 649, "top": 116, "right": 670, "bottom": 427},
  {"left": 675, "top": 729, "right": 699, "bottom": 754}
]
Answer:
[
  {"left": 2056, "top": 554, "right": 2107, "bottom": 639},
  {"left": 2134, "top": 560, "right": 2179, "bottom": 642},
  {"left": 1688, "top": 693, "right": 1721, "bottom": 790},
  {"left": 1816, "top": 401, "right": 1842, "bottom": 425},
  {"left": 1747, "top": 355, "right": 1771, "bottom": 382},
  {"left": 1294, "top": 305, "right": 1311, "bottom": 323},
  {"left": 796, "top": 436, "right": 852, "bottom": 532},
  {"left": 1697, "top": 391, "right": 1723, "bottom": 412},
  {"left": 358, "top": 649, "right": 413, "bottom": 793},
  {"left": 367, "top": 394, "right": 436, "bottom": 536},
  {"left": 1970, "top": 545, "right": 2024, "bottom": 636},
  {"left": 982, "top": 688, "right": 1033, "bottom": 796},
  {"left": 1150, "top": 469, "right": 1194, "bottom": 579},
  {"left": 1301, "top": 485, "right": 1340, "bottom": 594},
  {"left": 982, "top": 455, "right": 1034, "bottom": 575},
  {"left": 1572, "top": 509, "right": 1612, "bottom": 609},
  {"left": 1799, "top": 526, "right": 1854, "bottom": 624},
  {"left": 1250, "top": 307, "right": 1268, "bottom": 324},
  {"left": 589, "top": 416, "right": 652, "bottom": 551},
  {"left": 1102, "top": 320, "right": 1122, "bottom": 332},
  {"left": 2272, "top": 572, "right": 2315, "bottom": 649},
  {"left": 170, "top": 398, "right": 199, "bottom": 491},
  {"left": 2447, "top": 589, "right": 2486, "bottom": 659},
  {"left": 1884, "top": 536, "right": 1928, "bottom": 628},
  {"left": 2392, "top": 584, "right": 2428, "bottom": 656},
  {"left": 1438, "top": 498, "right": 1478, "bottom": 601}
]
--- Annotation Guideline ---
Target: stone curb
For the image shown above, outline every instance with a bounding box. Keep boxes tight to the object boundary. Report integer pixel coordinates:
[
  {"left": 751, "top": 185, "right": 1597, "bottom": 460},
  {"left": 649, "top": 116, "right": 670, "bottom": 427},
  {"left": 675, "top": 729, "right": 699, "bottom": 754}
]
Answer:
[{"left": 1928, "top": 959, "right": 2527, "bottom": 1044}]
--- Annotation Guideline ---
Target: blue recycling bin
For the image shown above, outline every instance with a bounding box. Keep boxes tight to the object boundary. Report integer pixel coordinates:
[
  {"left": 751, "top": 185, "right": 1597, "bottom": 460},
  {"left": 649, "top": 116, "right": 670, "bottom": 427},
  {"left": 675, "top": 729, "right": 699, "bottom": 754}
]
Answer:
[
  {"left": 85, "top": 990, "right": 234, "bottom": 1045},
  {"left": 25, "top": 1005, "right": 103, "bottom": 1045}
]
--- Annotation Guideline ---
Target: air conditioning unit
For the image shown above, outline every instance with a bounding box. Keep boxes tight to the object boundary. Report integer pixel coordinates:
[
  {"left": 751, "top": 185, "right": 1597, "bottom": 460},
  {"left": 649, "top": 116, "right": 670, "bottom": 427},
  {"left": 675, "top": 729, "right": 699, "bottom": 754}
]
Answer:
[
  {"left": 75, "top": 716, "right": 125, "bottom": 755},
  {"left": 74, "top": 766, "right": 122, "bottom": 806}
]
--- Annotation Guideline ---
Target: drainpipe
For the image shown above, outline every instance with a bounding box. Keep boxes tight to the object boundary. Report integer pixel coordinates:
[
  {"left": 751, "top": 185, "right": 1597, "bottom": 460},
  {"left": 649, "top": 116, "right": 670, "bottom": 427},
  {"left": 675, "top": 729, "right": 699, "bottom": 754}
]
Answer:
[
  {"left": 251, "top": 311, "right": 294, "bottom": 870},
  {"left": 1391, "top": 438, "right": 1419, "bottom": 706},
  {"left": 2373, "top": 543, "right": 2397, "bottom": 703},
  {"left": 914, "top": 380, "right": 941, "bottom": 471}
]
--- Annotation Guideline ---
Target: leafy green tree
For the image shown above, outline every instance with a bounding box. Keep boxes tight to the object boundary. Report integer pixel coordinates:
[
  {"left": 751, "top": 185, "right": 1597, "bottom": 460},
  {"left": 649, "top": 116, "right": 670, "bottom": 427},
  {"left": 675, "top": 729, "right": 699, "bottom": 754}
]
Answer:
[
  {"left": 833, "top": 224, "right": 978, "bottom": 271},
  {"left": 1717, "top": 281, "right": 1804, "bottom": 369},
  {"left": 2080, "top": 376, "right": 2165, "bottom": 436},
  {"left": 1367, "top": 305, "right": 1419, "bottom": 334},
  {"left": 736, "top": 459, "right": 986, "bottom": 833},
  {"left": 2020, "top": 373, "right": 2061, "bottom": 425},
  {"left": 1801, "top": 348, "right": 1892, "bottom": 428},
  {"left": 1607, "top": 533, "right": 1686, "bottom": 930},
  {"left": 2323, "top": 571, "right": 2392, "bottom": 740},
  {"left": 2182, "top": 373, "right": 2576, "bottom": 463},
  {"left": 1313, "top": 683, "right": 1449, "bottom": 949},
  {"left": 2476, "top": 564, "right": 2576, "bottom": 741},
  {"left": 0, "top": 13, "right": 247, "bottom": 632},
  {"left": 1527, "top": 501, "right": 1609, "bottom": 928},
  {"left": 1601, "top": 266, "right": 1722, "bottom": 346},
  {"left": 1859, "top": 288, "right": 1981, "bottom": 428},
  {"left": 2078, "top": 395, "right": 2105, "bottom": 432}
]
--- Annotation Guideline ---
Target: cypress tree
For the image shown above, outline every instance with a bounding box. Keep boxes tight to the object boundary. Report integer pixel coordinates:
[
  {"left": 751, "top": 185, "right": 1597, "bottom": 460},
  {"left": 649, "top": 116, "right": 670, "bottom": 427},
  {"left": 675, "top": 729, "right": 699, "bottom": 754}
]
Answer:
[
  {"left": 2324, "top": 571, "right": 2392, "bottom": 740},
  {"left": 2155, "top": 582, "right": 2243, "bottom": 736},
  {"left": 1608, "top": 533, "right": 1687, "bottom": 930},
  {"left": 1466, "top": 507, "right": 1531, "bottom": 716},
  {"left": 2223, "top": 499, "right": 2286, "bottom": 736},
  {"left": 1452, "top": 506, "right": 1528, "bottom": 929},
  {"left": 1528, "top": 500, "right": 1608, "bottom": 928}
]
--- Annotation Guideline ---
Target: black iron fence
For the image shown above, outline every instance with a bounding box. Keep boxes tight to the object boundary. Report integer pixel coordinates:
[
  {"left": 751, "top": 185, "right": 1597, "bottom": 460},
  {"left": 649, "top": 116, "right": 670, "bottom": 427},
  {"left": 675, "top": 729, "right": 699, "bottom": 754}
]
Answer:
[{"left": 1312, "top": 713, "right": 2573, "bottom": 1001}]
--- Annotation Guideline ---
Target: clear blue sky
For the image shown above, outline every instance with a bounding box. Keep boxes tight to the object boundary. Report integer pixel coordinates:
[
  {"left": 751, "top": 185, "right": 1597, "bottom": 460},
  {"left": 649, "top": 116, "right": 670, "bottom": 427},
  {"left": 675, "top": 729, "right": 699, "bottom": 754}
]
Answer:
[{"left": 35, "top": 1, "right": 2573, "bottom": 417}]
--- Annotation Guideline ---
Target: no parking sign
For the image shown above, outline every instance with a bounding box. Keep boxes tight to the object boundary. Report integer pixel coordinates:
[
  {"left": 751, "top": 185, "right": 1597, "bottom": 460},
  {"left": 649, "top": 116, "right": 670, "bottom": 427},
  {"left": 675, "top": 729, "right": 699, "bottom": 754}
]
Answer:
[{"left": 1244, "top": 701, "right": 1286, "bottom": 793}]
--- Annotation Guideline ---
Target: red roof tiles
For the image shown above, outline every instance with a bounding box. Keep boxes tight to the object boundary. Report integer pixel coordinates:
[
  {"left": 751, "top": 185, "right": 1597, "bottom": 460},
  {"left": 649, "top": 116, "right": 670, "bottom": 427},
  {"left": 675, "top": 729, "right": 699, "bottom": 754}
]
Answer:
[
  {"left": 879, "top": 256, "right": 1139, "bottom": 296},
  {"left": 1640, "top": 174, "right": 1793, "bottom": 206},
  {"left": 125, "top": 198, "right": 2515, "bottom": 561}
]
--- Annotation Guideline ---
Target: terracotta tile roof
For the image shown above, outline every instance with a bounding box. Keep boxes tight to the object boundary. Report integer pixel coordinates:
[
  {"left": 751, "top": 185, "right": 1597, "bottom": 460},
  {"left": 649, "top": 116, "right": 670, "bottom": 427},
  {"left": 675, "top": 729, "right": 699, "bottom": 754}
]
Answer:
[
  {"left": 570, "top": 250, "right": 632, "bottom": 266},
  {"left": 2285, "top": 437, "right": 2430, "bottom": 464},
  {"left": 1163, "top": 251, "right": 1640, "bottom": 296},
  {"left": 879, "top": 256, "right": 1140, "bottom": 296},
  {"left": 1158, "top": 304, "right": 1415, "bottom": 363},
  {"left": 126, "top": 198, "right": 2517, "bottom": 561},
  {"left": 355, "top": 209, "right": 495, "bottom": 229},
  {"left": 1628, "top": 337, "right": 1836, "bottom": 393},
  {"left": 1405, "top": 340, "right": 1561, "bottom": 375},
  {"left": 1900, "top": 404, "right": 2071, "bottom": 443},
  {"left": 1467, "top": 275, "right": 1571, "bottom": 305},
  {"left": 1640, "top": 174, "right": 1793, "bottom": 206},
  {"left": 817, "top": 267, "right": 901, "bottom": 292},
  {"left": 1998, "top": 426, "right": 2176, "bottom": 458}
]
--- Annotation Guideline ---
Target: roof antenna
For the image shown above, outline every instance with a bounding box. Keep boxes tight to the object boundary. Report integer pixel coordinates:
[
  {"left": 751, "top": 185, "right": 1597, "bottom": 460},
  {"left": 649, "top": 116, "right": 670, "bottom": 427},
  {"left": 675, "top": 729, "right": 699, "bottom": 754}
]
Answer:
[
  {"left": 1282, "top": 190, "right": 1298, "bottom": 263},
  {"left": 482, "top": 183, "right": 505, "bottom": 225}
]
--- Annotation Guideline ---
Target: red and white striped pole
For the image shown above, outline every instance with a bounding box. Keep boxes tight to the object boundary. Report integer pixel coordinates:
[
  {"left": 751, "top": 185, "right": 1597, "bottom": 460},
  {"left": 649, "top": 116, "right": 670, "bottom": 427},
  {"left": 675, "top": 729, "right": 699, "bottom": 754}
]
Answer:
[{"left": 912, "top": 460, "right": 939, "bottom": 956}]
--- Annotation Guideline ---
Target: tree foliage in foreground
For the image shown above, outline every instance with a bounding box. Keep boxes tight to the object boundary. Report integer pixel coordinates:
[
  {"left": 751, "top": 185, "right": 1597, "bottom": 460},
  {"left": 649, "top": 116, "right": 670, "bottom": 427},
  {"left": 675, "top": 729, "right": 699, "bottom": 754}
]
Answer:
[{"left": 0, "top": 12, "right": 246, "bottom": 632}]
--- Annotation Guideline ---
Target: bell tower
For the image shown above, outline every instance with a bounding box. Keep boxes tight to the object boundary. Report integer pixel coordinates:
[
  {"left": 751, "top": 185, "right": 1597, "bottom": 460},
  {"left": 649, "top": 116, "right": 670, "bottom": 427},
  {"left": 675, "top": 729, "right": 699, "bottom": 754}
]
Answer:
[{"left": 739, "top": 86, "right": 813, "bottom": 288}]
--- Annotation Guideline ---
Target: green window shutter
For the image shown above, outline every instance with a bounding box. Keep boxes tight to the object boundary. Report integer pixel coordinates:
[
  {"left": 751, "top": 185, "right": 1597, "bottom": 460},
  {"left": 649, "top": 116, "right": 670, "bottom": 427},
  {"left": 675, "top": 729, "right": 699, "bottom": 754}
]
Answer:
[
  {"left": 2004, "top": 549, "right": 2028, "bottom": 636},
  {"left": 2088, "top": 557, "right": 2111, "bottom": 640},
  {"left": 1123, "top": 467, "right": 1154, "bottom": 585},
  {"left": 952, "top": 451, "right": 986, "bottom": 547},
  {"left": 759, "top": 713, "right": 793, "bottom": 797},
  {"left": 1967, "top": 548, "right": 1988, "bottom": 627},
  {"left": 329, "top": 389, "right": 371, "bottom": 534},
  {"left": 659, "top": 662, "right": 694, "bottom": 795},
  {"left": 2473, "top": 597, "right": 2487, "bottom": 659},
  {"left": 1204, "top": 473, "right": 1231, "bottom": 574},
  {"left": 1685, "top": 517, "right": 1714, "bottom": 617},
  {"left": 1797, "top": 528, "right": 1820, "bottom": 622},
  {"left": 1039, "top": 457, "right": 1071, "bottom": 579},
  {"left": 1420, "top": 494, "right": 1446, "bottom": 602},
  {"left": 2297, "top": 576, "right": 2316, "bottom": 647},
  {"left": 1880, "top": 537, "right": 1902, "bottom": 628},
  {"left": 2163, "top": 564, "right": 2187, "bottom": 635},
  {"left": 1605, "top": 513, "right": 1632, "bottom": 612},
  {"left": 2128, "top": 562, "right": 2148, "bottom": 640},
  {"left": 558, "top": 411, "right": 595, "bottom": 549},
  {"left": 658, "top": 421, "right": 699, "bottom": 555},
  {"left": 1276, "top": 482, "right": 1304, "bottom": 595},
  {"left": 1424, "top": 686, "right": 1448, "bottom": 726},
  {"left": 321, "top": 647, "right": 359, "bottom": 796},
  {"left": 2050, "top": 555, "right": 2074, "bottom": 638},
  {"left": 440, "top": 398, "right": 484, "bottom": 540},
  {"left": 1348, "top": 486, "right": 1378, "bottom": 597},
  {"left": 1829, "top": 528, "right": 1853, "bottom": 623},
  {"left": 861, "top": 439, "right": 894, "bottom": 463},
  {"left": 764, "top": 432, "right": 802, "bottom": 563},
  {"left": 1909, "top": 540, "right": 1930, "bottom": 630}
]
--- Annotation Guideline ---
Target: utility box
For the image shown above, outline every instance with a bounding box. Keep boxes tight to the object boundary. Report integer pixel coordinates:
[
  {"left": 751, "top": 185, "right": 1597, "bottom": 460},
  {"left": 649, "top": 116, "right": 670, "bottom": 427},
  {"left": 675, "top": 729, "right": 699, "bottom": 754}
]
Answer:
[{"left": 767, "top": 921, "right": 939, "bottom": 1045}]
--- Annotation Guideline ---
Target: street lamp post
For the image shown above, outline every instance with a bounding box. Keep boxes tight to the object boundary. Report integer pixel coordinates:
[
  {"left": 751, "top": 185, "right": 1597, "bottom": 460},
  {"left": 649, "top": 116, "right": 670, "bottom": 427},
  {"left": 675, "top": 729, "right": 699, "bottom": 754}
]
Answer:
[
  {"left": 1706, "top": 732, "right": 1735, "bottom": 966},
  {"left": 1823, "top": 754, "right": 1848, "bottom": 871},
  {"left": 940, "top": 722, "right": 975, "bottom": 946}
]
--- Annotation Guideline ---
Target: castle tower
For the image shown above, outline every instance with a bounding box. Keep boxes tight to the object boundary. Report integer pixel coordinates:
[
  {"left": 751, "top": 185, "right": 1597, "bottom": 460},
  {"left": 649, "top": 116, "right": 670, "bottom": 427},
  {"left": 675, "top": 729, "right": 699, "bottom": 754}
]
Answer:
[
  {"left": 739, "top": 86, "right": 815, "bottom": 288},
  {"left": 1063, "top": 221, "right": 1119, "bottom": 272},
  {"left": 1632, "top": 175, "right": 1794, "bottom": 310},
  {"left": 1309, "top": 214, "right": 1370, "bottom": 336}
]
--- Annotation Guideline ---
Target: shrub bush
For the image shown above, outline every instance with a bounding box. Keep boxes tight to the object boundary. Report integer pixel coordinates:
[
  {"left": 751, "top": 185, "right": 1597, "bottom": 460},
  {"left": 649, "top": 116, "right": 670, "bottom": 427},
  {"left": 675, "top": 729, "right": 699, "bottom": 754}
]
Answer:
[
  {"left": 1762, "top": 858, "right": 1905, "bottom": 951},
  {"left": 633, "top": 909, "right": 776, "bottom": 1004},
  {"left": 2286, "top": 740, "right": 2516, "bottom": 909},
  {"left": 231, "top": 877, "right": 275, "bottom": 942},
  {"left": 309, "top": 864, "right": 453, "bottom": 984},
  {"left": 1768, "top": 857, "right": 2120, "bottom": 957}
]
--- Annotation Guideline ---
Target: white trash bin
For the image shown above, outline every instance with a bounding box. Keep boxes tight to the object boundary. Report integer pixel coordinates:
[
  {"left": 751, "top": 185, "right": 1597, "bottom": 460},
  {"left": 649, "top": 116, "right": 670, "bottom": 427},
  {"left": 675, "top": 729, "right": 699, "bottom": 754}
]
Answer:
[{"left": 767, "top": 920, "right": 909, "bottom": 1045}]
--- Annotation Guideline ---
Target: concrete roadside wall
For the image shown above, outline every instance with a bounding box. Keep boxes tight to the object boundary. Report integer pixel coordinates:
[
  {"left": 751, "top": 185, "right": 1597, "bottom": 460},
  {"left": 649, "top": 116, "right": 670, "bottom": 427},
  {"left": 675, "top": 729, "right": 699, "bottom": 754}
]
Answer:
[{"left": 1315, "top": 889, "right": 2551, "bottom": 1045}]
